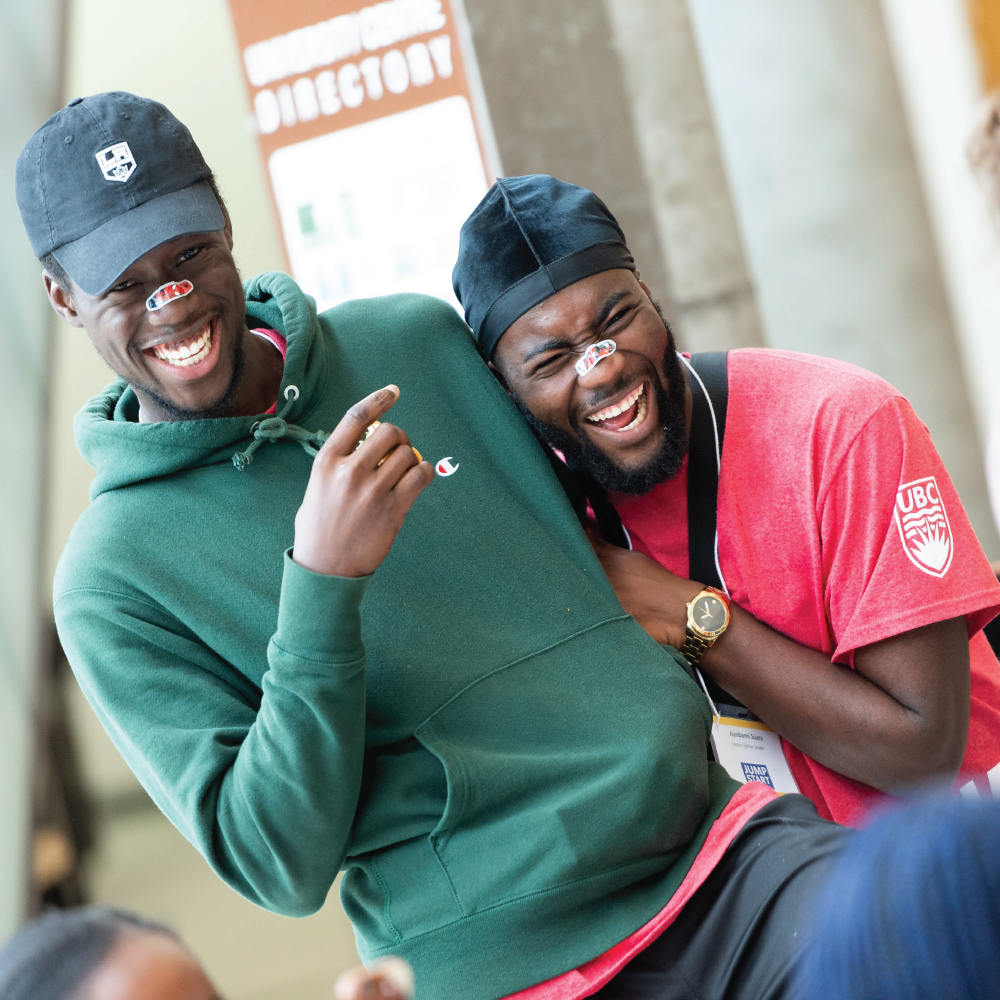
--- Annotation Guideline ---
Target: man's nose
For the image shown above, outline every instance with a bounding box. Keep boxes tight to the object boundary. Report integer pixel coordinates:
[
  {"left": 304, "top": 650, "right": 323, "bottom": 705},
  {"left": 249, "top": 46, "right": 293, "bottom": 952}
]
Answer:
[
  {"left": 577, "top": 344, "right": 626, "bottom": 386},
  {"left": 145, "top": 289, "right": 200, "bottom": 325}
]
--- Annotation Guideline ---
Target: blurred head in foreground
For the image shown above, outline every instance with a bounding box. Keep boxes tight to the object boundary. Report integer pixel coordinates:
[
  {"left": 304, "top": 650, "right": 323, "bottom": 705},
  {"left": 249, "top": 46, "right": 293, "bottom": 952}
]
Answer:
[
  {"left": 0, "top": 905, "right": 412, "bottom": 1000},
  {"left": 797, "top": 797, "right": 1000, "bottom": 1000},
  {"left": 0, "top": 907, "right": 217, "bottom": 1000}
]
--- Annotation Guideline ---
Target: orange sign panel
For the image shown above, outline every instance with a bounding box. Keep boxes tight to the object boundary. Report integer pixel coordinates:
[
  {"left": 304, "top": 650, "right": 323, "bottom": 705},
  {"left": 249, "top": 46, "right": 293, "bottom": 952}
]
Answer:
[{"left": 228, "top": 0, "right": 494, "bottom": 310}]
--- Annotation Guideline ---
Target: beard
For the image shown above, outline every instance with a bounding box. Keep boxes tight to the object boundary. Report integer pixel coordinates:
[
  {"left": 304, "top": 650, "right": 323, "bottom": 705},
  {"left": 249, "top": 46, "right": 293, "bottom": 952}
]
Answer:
[
  {"left": 510, "top": 306, "right": 688, "bottom": 495},
  {"left": 119, "top": 324, "right": 247, "bottom": 421}
]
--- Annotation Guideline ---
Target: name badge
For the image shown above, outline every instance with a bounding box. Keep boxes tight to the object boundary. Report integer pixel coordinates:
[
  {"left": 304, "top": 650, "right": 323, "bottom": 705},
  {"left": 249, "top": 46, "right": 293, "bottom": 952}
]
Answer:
[{"left": 711, "top": 716, "right": 800, "bottom": 793}]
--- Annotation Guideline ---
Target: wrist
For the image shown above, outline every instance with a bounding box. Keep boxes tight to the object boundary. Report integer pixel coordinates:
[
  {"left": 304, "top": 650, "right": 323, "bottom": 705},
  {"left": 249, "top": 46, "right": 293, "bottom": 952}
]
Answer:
[
  {"left": 664, "top": 580, "right": 704, "bottom": 649},
  {"left": 292, "top": 548, "right": 367, "bottom": 578},
  {"left": 699, "top": 600, "right": 740, "bottom": 671},
  {"left": 277, "top": 551, "right": 372, "bottom": 662},
  {"left": 678, "top": 586, "right": 731, "bottom": 665}
]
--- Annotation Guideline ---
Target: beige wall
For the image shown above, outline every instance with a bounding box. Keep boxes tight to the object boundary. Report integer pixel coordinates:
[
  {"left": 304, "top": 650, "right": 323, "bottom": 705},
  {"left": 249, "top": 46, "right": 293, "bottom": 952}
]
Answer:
[{"left": 0, "top": 0, "right": 63, "bottom": 940}]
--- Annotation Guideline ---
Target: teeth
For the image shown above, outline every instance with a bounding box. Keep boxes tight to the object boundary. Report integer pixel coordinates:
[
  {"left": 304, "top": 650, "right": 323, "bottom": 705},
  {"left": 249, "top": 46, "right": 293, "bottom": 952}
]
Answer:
[
  {"left": 586, "top": 384, "right": 645, "bottom": 424},
  {"left": 151, "top": 324, "right": 212, "bottom": 367},
  {"left": 620, "top": 393, "right": 647, "bottom": 431}
]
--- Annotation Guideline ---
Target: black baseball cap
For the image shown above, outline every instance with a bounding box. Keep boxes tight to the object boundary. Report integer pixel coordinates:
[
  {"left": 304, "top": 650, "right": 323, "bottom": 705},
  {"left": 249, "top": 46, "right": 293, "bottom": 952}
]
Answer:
[
  {"left": 15, "top": 92, "right": 225, "bottom": 295},
  {"left": 452, "top": 175, "right": 635, "bottom": 359}
]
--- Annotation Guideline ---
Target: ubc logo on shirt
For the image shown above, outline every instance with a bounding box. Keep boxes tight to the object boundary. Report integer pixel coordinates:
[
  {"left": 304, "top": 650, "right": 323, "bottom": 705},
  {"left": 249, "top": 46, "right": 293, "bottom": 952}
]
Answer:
[
  {"left": 95, "top": 142, "right": 136, "bottom": 183},
  {"left": 894, "top": 476, "right": 953, "bottom": 578}
]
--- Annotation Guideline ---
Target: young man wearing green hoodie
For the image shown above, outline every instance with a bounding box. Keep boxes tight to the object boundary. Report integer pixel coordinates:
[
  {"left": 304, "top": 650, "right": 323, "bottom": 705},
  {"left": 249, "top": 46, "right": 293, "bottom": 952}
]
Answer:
[{"left": 20, "top": 93, "right": 846, "bottom": 1000}]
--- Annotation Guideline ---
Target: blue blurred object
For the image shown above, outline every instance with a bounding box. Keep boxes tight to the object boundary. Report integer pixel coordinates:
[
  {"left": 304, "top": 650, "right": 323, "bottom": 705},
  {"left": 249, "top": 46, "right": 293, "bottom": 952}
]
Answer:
[{"left": 797, "top": 796, "right": 1000, "bottom": 1000}]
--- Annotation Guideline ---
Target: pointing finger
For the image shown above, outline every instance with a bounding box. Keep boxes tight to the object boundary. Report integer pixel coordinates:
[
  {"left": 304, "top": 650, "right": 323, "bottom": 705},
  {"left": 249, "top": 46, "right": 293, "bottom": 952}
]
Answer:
[{"left": 322, "top": 385, "right": 401, "bottom": 458}]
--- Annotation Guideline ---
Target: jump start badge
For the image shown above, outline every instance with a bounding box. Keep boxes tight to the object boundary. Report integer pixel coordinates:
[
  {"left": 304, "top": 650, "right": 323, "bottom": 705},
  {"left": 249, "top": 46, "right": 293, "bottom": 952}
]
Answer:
[
  {"left": 575, "top": 339, "right": 617, "bottom": 377},
  {"left": 146, "top": 280, "right": 194, "bottom": 312}
]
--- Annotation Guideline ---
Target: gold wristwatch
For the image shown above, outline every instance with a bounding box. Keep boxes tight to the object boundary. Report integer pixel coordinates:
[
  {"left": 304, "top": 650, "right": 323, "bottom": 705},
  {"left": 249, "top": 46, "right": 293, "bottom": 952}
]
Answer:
[{"left": 679, "top": 587, "right": 731, "bottom": 666}]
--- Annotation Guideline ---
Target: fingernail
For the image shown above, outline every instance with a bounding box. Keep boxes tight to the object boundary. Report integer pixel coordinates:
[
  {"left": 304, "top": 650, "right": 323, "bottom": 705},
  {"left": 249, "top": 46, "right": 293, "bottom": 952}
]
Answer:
[{"left": 384, "top": 384, "right": 400, "bottom": 397}]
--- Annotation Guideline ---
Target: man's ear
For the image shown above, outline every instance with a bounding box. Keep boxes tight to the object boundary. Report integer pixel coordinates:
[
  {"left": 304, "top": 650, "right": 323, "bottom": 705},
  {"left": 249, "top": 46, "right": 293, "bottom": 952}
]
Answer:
[
  {"left": 487, "top": 359, "right": 512, "bottom": 396},
  {"left": 43, "top": 271, "right": 84, "bottom": 328},
  {"left": 637, "top": 277, "right": 654, "bottom": 301},
  {"left": 220, "top": 204, "right": 235, "bottom": 251}
]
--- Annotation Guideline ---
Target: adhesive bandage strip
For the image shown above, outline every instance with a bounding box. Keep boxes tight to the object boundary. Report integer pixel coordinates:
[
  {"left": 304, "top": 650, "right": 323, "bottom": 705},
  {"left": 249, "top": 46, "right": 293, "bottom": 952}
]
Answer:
[
  {"left": 146, "top": 280, "right": 194, "bottom": 311},
  {"left": 575, "top": 339, "right": 617, "bottom": 377}
]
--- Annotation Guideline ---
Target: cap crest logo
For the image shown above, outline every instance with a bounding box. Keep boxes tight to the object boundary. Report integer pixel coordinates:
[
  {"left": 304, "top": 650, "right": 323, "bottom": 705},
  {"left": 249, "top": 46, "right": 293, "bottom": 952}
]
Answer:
[
  {"left": 893, "top": 476, "right": 953, "bottom": 577},
  {"left": 95, "top": 142, "right": 136, "bottom": 183}
]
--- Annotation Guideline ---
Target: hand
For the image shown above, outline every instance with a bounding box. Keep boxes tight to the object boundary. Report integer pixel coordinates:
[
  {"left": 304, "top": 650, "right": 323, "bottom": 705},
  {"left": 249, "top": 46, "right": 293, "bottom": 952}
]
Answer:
[
  {"left": 588, "top": 531, "right": 701, "bottom": 648},
  {"left": 334, "top": 958, "right": 414, "bottom": 999},
  {"left": 293, "top": 385, "right": 434, "bottom": 577}
]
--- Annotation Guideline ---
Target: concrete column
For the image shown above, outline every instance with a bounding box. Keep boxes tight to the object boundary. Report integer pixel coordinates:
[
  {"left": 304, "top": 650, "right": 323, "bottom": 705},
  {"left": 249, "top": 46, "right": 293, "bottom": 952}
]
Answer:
[
  {"left": 0, "top": 1, "right": 64, "bottom": 939},
  {"left": 687, "top": 0, "right": 1000, "bottom": 556},
  {"left": 459, "top": 0, "right": 675, "bottom": 320},
  {"left": 603, "top": 0, "right": 765, "bottom": 352}
]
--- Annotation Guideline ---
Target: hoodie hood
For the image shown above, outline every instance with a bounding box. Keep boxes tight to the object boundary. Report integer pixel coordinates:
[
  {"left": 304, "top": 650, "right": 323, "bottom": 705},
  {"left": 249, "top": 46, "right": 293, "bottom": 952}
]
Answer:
[{"left": 76, "top": 272, "right": 330, "bottom": 499}]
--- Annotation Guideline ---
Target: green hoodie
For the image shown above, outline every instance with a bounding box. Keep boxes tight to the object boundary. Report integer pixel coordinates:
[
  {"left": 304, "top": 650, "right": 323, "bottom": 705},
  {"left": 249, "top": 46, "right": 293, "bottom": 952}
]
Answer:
[{"left": 56, "top": 272, "right": 739, "bottom": 999}]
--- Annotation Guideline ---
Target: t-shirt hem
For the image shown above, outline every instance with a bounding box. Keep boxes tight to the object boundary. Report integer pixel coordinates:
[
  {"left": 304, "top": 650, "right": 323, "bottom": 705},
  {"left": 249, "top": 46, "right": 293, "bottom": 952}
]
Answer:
[{"left": 503, "top": 781, "right": 778, "bottom": 1000}]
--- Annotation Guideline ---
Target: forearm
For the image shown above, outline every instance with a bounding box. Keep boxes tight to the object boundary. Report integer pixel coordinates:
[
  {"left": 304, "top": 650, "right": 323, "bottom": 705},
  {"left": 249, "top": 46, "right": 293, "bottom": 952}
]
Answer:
[
  {"left": 701, "top": 606, "right": 968, "bottom": 792},
  {"left": 57, "top": 555, "right": 372, "bottom": 917},
  {"left": 206, "top": 553, "right": 370, "bottom": 914}
]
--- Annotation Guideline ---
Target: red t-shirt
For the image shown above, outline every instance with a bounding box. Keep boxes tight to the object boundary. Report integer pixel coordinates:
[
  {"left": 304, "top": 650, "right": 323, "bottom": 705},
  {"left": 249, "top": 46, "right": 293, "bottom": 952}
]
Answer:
[
  {"left": 508, "top": 347, "right": 1000, "bottom": 1000},
  {"left": 253, "top": 328, "right": 287, "bottom": 412},
  {"left": 615, "top": 349, "right": 1000, "bottom": 824}
]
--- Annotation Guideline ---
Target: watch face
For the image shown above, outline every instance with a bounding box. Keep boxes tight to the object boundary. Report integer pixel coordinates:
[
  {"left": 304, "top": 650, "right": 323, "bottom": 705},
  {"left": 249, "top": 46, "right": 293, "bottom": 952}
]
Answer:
[{"left": 691, "top": 594, "right": 728, "bottom": 636}]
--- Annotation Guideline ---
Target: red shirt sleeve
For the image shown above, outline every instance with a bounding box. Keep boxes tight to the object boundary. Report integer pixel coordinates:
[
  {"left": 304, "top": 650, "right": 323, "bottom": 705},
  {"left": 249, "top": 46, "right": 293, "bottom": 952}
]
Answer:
[{"left": 818, "top": 395, "right": 1000, "bottom": 664}]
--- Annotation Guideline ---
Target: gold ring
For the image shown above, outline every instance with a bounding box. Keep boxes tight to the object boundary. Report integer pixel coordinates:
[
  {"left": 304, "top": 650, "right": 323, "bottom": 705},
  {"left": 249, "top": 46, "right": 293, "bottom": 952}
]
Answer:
[{"left": 355, "top": 420, "right": 422, "bottom": 465}]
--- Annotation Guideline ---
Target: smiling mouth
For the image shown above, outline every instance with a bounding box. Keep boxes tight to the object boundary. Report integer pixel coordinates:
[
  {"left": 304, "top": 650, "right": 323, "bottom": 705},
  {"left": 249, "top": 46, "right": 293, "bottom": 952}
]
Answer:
[
  {"left": 146, "top": 319, "right": 214, "bottom": 368},
  {"left": 585, "top": 383, "right": 647, "bottom": 432}
]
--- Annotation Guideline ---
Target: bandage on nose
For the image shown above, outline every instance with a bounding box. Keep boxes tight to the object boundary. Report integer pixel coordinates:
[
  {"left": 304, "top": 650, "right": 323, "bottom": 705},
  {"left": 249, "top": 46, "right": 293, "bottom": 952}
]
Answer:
[
  {"left": 575, "top": 339, "right": 617, "bottom": 377},
  {"left": 146, "top": 280, "right": 194, "bottom": 311}
]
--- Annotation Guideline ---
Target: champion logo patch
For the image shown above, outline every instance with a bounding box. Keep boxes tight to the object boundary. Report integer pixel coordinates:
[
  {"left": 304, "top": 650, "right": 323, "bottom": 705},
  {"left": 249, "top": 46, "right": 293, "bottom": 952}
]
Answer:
[
  {"left": 95, "top": 141, "right": 136, "bottom": 182},
  {"left": 894, "top": 476, "right": 953, "bottom": 577},
  {"left": 435, "top": 457, "right": 459, "bottom": 477}
]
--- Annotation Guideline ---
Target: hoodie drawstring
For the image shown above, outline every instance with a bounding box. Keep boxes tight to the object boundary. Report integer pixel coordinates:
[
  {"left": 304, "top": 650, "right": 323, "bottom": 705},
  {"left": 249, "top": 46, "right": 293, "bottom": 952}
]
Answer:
[{"left": 231, "top": 386, "right": 330, "bottom": 471}]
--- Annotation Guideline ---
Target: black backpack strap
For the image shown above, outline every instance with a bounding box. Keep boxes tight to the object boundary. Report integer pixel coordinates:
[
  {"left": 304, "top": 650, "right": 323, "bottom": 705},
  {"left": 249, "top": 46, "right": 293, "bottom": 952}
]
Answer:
[
  {"left": 544, "top": 446, "right": 630, "bottom": 549},
  {"left": 686, "top": 352, "right": 747, "bottom": 715},
  {"left": 686, "top": 353, "right": 728, "bottom": 589}
]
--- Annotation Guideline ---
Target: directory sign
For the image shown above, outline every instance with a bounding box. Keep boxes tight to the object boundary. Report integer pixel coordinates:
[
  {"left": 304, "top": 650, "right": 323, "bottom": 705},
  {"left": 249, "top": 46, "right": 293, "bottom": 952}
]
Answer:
[{"left": 228, "top": 0, "right": 494, "bottom": 310}]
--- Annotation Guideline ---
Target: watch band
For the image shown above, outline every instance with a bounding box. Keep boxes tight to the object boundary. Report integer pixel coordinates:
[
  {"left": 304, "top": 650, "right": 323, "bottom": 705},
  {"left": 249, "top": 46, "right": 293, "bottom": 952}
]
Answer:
[{"left": 679, "top": 630, "right": 713, "bottom": 666}]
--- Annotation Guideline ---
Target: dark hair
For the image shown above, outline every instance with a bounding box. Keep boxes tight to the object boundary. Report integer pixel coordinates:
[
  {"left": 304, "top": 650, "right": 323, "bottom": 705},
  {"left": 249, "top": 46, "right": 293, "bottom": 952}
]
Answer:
[
  {"left": 0, "top": 907, "right": 180, "bottom": 1000},
  {"left": 38, "top": 175, "right": 228, "bottom": 292},
  {"left": 797, "top": 797, "right": 1000, "bottom": 1000}
]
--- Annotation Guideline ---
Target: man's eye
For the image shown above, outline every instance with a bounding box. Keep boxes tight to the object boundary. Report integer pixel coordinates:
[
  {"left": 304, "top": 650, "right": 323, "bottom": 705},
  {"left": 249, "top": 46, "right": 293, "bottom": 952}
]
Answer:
[
  {"left": 109, "top": 280, "right": 136, "bottom": 293},
  {"left": 179, "top": 245, "right": 203, "bottom": 261},
  {"left": 531, "top": 355, "right": 564, "bottom": 376}
]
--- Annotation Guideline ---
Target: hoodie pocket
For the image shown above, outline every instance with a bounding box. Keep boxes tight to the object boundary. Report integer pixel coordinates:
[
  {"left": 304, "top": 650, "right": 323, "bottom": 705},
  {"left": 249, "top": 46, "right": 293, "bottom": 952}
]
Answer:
[{"left": 414, "top": 617, "right": 713, "bottom": 916}]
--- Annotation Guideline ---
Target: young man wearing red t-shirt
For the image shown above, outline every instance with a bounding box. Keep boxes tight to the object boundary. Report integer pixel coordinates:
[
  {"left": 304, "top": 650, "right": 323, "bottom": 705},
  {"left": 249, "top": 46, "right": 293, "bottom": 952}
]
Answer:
[{"left": 454, "top": 174, "right": 1000, "bottom": 997}]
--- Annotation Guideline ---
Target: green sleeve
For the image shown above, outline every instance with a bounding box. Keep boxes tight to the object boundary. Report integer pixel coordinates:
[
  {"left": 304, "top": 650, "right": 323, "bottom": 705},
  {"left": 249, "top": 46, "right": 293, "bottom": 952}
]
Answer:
[{"left": 55, "top": 551, "right": 370, "bottom": 917}]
